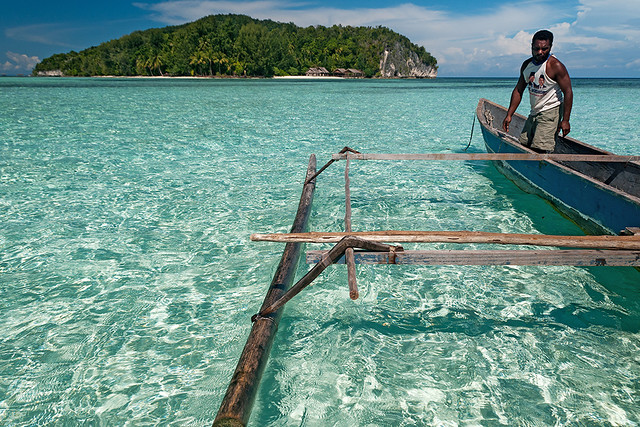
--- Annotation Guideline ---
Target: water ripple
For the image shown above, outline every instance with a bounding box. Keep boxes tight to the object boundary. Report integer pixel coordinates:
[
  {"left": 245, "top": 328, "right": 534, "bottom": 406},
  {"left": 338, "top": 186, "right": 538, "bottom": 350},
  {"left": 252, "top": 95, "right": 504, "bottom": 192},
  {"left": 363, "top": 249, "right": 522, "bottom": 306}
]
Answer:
[{"left": 1, "top": 78, "right": 639, "bottom": 425}]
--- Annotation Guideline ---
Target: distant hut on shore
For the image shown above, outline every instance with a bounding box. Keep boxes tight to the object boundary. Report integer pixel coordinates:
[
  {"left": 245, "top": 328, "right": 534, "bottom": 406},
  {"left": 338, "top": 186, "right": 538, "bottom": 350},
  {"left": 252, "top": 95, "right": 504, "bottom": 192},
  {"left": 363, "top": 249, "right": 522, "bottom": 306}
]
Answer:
[
  {"left": 333, "top": 68, "right": 364, "bottom": 78},
  {"left": 306, "top": 67, "right": 330, "bottom": 77},
  {"left": 333, "top": 68, "right": 347, "bottom": 77}
]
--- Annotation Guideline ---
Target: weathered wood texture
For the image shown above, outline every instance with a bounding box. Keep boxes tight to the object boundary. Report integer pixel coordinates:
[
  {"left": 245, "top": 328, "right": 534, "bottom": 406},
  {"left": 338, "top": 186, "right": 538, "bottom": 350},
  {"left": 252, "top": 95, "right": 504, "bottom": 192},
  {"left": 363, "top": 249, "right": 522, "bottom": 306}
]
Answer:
[
  {"left": 213, "top": 156, "right": 317, "bottom": 427},
  {"left": 251, "top": 230, "right": 640, "bottom": 250},
  {"left": 344, "top": 156, "right": 358, "bottom": 300},
  {"left": 307, "top": 249, "right": 640, "bottom": 266},
  {"left": 332, "top": 152, "right": 640, "bottom": 163}
]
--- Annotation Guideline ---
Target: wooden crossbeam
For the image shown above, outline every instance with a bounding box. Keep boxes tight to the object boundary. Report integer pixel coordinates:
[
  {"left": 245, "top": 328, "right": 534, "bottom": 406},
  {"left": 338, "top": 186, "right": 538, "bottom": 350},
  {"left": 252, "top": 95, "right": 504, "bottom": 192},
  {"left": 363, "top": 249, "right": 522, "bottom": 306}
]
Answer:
[
  {"left": 306, "top": 249, "right": 640, "bottom": 266},
  {"left": 251, "top": 230, "right": 640, "bottom": 250},
  {"left": 332, "top": 152, "right": 640, "bottom": 163}
]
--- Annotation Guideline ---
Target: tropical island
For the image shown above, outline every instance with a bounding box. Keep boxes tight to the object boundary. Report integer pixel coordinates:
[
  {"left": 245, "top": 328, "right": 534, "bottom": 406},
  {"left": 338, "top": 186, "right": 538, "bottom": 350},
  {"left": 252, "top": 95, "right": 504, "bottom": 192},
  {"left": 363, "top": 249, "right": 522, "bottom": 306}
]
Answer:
[{"left": 33, "top": 14, "right": 437, "bottom": 79}]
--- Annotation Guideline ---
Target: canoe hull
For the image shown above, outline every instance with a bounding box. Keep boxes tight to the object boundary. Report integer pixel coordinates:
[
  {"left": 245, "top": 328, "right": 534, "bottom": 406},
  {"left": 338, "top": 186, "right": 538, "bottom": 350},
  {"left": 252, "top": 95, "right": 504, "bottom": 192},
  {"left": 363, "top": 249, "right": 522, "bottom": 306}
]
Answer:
[{"left": 477, "top": 99, "right": 640, "bottom": 235}]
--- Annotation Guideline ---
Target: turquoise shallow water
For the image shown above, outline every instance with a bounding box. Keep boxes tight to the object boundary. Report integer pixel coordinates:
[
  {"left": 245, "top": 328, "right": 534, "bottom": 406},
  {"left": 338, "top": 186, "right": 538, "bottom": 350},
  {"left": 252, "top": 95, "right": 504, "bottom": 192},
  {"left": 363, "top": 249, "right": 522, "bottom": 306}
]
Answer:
[{"left": 1, "top": 77, "right": 639, "bottom": 425}]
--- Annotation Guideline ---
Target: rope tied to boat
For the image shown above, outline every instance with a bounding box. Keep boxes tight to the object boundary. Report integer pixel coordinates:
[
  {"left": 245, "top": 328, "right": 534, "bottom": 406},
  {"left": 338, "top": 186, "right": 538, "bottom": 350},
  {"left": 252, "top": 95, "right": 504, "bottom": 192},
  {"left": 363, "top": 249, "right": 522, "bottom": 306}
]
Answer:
[{"left": 464, "top": 112, "right": 476, "bottom": 151}]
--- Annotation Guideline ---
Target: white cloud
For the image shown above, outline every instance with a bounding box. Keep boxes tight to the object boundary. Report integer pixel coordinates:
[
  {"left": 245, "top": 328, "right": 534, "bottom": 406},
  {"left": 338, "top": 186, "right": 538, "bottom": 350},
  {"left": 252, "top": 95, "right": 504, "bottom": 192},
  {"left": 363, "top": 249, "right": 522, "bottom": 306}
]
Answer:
[
  {"left": 6, "top": 23, "right": 87, "bottom": 49},
  {"left": 625, "top": 58, "right": 640, "bottom": 70},
  {"left": 133, "top": 0, "right": 306, "bottom": 25},
  {"left": 1, "top": 51, "right": 40, "bottom": 72}
]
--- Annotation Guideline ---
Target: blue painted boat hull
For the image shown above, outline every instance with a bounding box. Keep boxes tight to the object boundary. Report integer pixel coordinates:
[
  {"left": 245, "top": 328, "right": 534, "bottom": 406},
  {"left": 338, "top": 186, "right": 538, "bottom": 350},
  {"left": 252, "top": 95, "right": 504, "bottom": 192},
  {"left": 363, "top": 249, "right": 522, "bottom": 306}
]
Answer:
[{"left": 477, "top": 99, "right": 640, "bottom": 235}]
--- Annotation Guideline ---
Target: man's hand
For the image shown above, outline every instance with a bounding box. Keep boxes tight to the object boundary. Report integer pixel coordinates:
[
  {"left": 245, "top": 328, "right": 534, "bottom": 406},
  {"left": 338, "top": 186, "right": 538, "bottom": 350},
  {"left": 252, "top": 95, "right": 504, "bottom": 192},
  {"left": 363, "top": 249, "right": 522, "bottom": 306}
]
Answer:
[
  {"left": 558, "top": 120, "right": 570, "bottom": 137},
  {"left": 502, "top": 115, "right": 512, "bottom": 132}
]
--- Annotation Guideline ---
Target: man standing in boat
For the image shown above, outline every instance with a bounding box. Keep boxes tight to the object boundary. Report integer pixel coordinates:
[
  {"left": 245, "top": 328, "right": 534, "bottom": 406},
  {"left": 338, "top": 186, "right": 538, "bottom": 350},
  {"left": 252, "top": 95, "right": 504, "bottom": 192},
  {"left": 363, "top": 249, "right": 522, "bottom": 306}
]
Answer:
[{"left": 502, "top": 30, "right": 573, "bottom": 153}]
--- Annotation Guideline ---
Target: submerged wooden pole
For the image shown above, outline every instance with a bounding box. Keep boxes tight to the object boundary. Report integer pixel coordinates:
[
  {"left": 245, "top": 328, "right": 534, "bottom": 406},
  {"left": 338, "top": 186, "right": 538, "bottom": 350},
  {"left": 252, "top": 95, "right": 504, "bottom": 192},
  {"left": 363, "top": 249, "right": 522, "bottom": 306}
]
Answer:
[
  {"left": 344, "top": 154, "right": 358, "bottom": 300},
  {"left": 213, "top": 155, "right": 316, "bottom": 427}
]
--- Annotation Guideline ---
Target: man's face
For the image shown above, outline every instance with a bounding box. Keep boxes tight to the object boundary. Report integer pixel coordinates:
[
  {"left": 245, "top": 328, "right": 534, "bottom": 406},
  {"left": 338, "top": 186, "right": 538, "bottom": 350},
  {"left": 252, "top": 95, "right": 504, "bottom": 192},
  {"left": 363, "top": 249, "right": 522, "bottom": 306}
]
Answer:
[{"left": 531, "top": 39, "right": 551, "bottom": 63}]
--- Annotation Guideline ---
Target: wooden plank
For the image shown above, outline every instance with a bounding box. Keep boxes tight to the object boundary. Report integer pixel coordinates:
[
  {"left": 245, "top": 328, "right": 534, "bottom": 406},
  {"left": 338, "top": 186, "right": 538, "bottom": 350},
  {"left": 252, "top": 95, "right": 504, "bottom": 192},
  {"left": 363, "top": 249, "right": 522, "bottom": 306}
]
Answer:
[
  {"left": 214, "top": 155, "right": 317, "bottom": 427},
  {"left": 251, "top": 230, "right": 640, "bottom": 250},
  {"left": 332, "top": 152, "right": 640, "bottom": 163},
  {"left": 307, "top": 249, "right": 640, "bottom": 266}
]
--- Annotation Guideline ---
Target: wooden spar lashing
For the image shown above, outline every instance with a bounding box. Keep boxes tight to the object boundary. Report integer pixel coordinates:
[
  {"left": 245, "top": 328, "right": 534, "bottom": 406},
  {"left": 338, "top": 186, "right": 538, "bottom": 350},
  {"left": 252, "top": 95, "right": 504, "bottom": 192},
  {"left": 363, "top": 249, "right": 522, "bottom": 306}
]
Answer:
[
  {"left": 213, "top": 156, "right": 317, "bottom": 427},
  {"left": 254, "top": 236, "right": 403, "bottom": 319}
]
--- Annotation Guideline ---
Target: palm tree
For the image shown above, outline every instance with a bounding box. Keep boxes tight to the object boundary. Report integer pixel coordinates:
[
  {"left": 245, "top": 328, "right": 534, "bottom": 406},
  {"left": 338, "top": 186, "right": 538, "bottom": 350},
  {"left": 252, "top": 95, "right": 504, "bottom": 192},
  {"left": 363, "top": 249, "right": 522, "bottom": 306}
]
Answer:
[
  {"left": 144, "top": 56, "right": 155, "bottom": 76},
  {"left": 196, "top": 39, "right": 215, "bottom": 76},
  {"left": 152, "top": 54, "right": 164, "bottom": 76},
  {"left": 143, "top": 52, "right": 164, "bottom": 76},
  {"left": 219, "top": 55, "right": 229, "bottom": 75},
  {"left": 136, "top": 57, "right": 149, "bottom": 75},
  {"left": 212, "top": 51, "right": 229, "bottom": 75},
  {"left": 189, "top": 51, "right": 206, "bottom": 76}
]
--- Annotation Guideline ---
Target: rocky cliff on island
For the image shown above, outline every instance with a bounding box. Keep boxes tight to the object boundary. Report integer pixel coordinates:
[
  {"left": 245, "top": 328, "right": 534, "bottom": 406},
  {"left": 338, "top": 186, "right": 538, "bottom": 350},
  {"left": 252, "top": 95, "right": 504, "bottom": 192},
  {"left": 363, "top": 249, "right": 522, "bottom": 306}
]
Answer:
[
  {"left": 34, "top": 14, "right": 437, "bottom": 79},
  {"left": 380, "top": 42, "right": 438, "bottom": 78}
]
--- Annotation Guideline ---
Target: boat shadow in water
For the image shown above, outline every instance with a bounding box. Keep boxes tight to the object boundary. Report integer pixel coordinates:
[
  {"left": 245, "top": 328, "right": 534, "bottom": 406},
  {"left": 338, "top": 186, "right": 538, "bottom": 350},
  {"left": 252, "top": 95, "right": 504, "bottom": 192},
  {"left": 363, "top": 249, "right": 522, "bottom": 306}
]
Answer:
[
  {"left": 465, "top": 158, "right": 583, "bottom": 235},
  {"left": 367, "top": 303, "right": 639, "bottom": 336},
  {"left": 469, "top": 159, "right": 640, "bottom": 312}
]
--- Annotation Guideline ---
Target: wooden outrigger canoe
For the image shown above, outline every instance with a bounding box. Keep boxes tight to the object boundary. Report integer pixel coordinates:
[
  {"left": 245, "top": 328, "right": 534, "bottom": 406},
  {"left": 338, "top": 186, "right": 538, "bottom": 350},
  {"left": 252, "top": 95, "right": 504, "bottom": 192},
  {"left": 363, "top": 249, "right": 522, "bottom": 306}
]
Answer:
[{"left": 476, "top": 98, "right": 640, "bottom": 235}]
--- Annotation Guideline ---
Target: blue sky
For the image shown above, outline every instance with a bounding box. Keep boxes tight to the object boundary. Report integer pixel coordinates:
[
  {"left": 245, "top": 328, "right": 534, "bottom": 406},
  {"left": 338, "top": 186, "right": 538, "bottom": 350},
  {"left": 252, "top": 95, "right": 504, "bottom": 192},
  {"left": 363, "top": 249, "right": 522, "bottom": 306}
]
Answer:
[{"left": 2, "top": 0, "right": 639, "bottom": 77}]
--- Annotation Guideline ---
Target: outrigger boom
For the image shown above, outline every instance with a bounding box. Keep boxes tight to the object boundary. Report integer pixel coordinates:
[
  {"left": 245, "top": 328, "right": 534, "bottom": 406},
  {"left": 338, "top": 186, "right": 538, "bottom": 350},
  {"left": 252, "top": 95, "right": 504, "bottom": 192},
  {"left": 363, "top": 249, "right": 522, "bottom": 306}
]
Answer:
[
  {"left": 332, "top": 152, "right": 640, "bottom": 162},
  {"left": 251, "top": 230, "right": 640, "bottom": 250}
]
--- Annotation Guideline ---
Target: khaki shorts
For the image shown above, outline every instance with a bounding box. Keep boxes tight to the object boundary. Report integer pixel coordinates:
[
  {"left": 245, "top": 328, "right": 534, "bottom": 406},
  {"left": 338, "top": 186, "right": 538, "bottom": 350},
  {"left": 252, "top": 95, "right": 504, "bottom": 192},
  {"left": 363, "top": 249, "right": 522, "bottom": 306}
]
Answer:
[{"left": 518, "top": 105, "right": 562, "bottom": 152}]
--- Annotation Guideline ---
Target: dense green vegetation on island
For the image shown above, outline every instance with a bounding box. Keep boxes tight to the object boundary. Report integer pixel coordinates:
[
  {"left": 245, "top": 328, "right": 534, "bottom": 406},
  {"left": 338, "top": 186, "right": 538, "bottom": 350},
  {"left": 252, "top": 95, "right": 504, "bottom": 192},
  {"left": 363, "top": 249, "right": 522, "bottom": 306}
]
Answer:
[{"left": 33, "top": 14, "right": 437, "bottom": 78}]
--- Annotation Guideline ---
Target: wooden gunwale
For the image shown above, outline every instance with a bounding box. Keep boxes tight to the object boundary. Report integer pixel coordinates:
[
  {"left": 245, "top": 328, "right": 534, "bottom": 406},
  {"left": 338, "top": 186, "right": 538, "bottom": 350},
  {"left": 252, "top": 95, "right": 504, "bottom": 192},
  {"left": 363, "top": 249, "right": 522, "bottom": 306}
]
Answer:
[{"left": 213, "top": 155, "right": 316, "bottom": 427}]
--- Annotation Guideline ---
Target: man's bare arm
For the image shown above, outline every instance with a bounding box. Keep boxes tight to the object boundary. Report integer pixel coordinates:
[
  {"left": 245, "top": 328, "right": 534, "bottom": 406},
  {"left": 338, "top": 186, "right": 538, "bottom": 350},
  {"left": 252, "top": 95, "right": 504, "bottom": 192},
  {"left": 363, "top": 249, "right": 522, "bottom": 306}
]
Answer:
[
  {"left": 502, "top": 63, "right": 528, "bottom": 133},
  {"left": 549, "top": 57, "right": 573, "bottom": 136}
]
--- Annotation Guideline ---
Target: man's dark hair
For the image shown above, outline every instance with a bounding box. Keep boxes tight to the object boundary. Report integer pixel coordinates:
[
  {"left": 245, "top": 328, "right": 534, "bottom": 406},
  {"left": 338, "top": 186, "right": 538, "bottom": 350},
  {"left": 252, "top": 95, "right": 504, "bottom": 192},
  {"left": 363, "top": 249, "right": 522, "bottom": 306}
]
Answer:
[{"left": 533, "top": 30, "right": 554, "bottom": 45}]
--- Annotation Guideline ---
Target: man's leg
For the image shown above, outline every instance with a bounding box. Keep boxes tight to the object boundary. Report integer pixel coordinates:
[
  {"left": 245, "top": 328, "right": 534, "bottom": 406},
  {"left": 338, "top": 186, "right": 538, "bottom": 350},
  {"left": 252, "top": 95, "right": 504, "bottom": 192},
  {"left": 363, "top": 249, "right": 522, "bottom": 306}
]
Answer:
[
  {"left": 518, "top": 115, "right": 535, "bottom": 147},
  {"left": 530, "top": 105, "right": 561, "bottom": 152}
]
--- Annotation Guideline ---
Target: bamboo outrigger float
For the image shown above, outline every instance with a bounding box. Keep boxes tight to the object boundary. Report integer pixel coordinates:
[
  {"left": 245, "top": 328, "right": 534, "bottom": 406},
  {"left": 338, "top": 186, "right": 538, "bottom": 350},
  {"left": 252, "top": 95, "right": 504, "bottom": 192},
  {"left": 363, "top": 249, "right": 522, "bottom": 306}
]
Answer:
[
  {"left": 213, "top": 156, "right": 317, "bottom": 427},
  {"left": 214, "top": 147, "right": 639, "bottom": 426}
]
